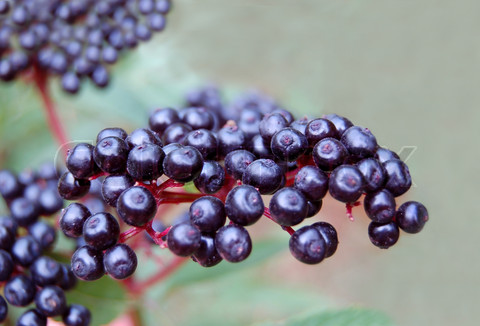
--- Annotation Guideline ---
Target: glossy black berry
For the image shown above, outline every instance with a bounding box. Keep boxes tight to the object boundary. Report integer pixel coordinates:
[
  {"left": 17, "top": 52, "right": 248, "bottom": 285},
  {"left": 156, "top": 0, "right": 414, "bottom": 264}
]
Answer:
[
  {"left": 0, "top": 169, "right": 22, "bottom": 199},
  {"left": 30, "top": 256, "right": 62, "bottom": 286},
  {"left": 375, "top": 147, "right": 400, "bottom": 163},
  {"left": 215, "top": 225, "right": 252, "bottom": 263},
  {"left": 38, "top": 186, "right": 64, "bottom": 216},
  {"left": 167, "top": 223, "right": 201, "bottom": 257},
  {"left": 0, "top": 225, "right": 14, "bottom": 250},
  {"left": 4, "top": 275, "right": 36, "bottom": 307},
  {"left": 0, "top": 249, "right": 13, "bottom": 281},
  {"left": 0, "top": 295, "right": 6, "bottom": 323},
  {"left": 242, "top": 159, "right": 284, "bottom": 194},
  {"left": 28, "top": 221, "right": 56, "bottom": 250},
  {"left": 149, "top": 108, "right": 181, "bottom": 135},
  {"left": 83, "top": 212, "right": 120, "bottom": 250},
  {"left": 328, "top": 165, "right": 365, "bottom": 203},
  {"left": 312, "top": 137, "right": 348, "bottom": 171},
  {"left": 94, "top": 136, "right": 129, "bottom": 174},
  {"left": 96, "top": 128, "right": 128, "bottom": 143},
  {"left": 356, "top": 158, "right": 387, "bottom": 193},
  {"left": 126, "top": 128, "right": 162, "bottom": 149},
  {"left": 306, "top": 200, "right": 323, "bottom": 217},
  {"left": 294, "top": 166, "right": 329, "bottom": 201},
  {"left": 194, "top": 160, "right": 225, "bottom": 194},
  {"left": 60, "top": 203, "right": 91, "bottom": 238},
  {"left": 224, "top": 150, "right": 256, "bottom": 180},
  {"left": 190, "top": 196, "right": 226, "bottom": 232},
  {"left": 217, "top": 125, "right": 246, "bottom": 158},
  {"left": 289, "top": 225, "right": 326, "bottom": 264},
  {"left": 259, "top": 113, "right": 288, "bottom": 142},
  {"left": 103, "top": 243, "right": 138, "bottom": 280},
  {"left": 181, "top": 107, "right": 215, "bottom": 130},
  {"left": 183, "top": 129, "right": 218, "bottom": 160},
  {"left": 0, "top": 215, "right": 17, "bottom": 235},
  {"left": 11, "top": 235, "right": 42, "bottom": 267},
  {"left": 63, "top": 304, "right": 91, "bottom": 326},
  {"left": 312, "top": 222, "right": 338, "bottom": 258},
  {"left": 191, "top": 233, "right": 223, "bottom": 267},
  {"left": 238, "top": 108, "right": 263, "bottom": 140},
  {"left": 71, "top": 245, "right": 104, "bottom": 281},
  {"left": 305, "top": 118, "right": 338, "bottom": 146},
  {"left": 395, "top": 201, "right": 429, "bottom": 234},
  {"left": 35, "top": 285, "right": 67, "bottom": 317},
  {"left": 270, "top": 127, "right": 308, "bottom": 161},
  {"left": 383, "top": 159, "right": 412, "bottom": 197},
  {"left": 289, "top": 117, "right": 309, "bottom": 135},
  {"left": 368, "top": 222, "right": 400, "bottom": 249},
  {"left": 249, "top": 134, "right": 274, "bottom": 159},
  {"left": 58, "top": 171, "right": 91, "bottom": 200},
  {"left": 10, "top": 197, "right": 39, "bottom": 226},
  {"left": 364, "top": 189, "right": 396, "bottom": 223},
  {"left": 101, "top": 174, "right": 134, "bottom": 207},
  {"left": 340, "top": 126, "right": 378, "bottom": 159},
  {"left": 127, "top": 144, "right": 165, "bottom": 181},
  {"left": 162, "top": 122, "right": 192, "bottom": 145},
  {"left": 225, "top": 185, "right": 264, "bottom": 226},
  {"left": 67, "top": 143, "right": 99, "bottom": 179},
  {"left": 58, "top": 264, "right": 77, "bottom": 291},
  {"left": 162, "top": 143, "right": 184, "bottom": 155},
  {"left": 323, "top": 114, "right": 354, "bottom": 136},
  {"left": 162, "top": 146, "right": 204, "bottom": 182},
  {"left": 269, "top": 187, "right": 308, "bottom": 226},
  {"left": 116, "top": 186, "right": 157, "bottom": 227}
]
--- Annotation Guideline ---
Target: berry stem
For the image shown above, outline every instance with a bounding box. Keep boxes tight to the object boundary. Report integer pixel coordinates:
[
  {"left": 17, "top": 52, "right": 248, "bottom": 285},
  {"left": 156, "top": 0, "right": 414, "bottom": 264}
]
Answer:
[
  {"left": 346, "top": 201, "right": 361, "bottom": 222},
  {"left": 263, "top": 207, "right": 295, "bottom": 235},
  {"left": 155, "top": 178, "right": 184, "bottom": 195},
  {"left": 145, "top": 224, "right": 170, "bottom": 248},
  {"left": 119, "top": 226, "right": 145, "bottom": 243},
  {"left": 32, "top": 63, "right": 69, "bottom": 158}
]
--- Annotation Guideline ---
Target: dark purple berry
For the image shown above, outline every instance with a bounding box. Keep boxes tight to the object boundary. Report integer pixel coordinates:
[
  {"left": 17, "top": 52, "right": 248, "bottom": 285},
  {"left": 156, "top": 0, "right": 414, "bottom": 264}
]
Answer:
[
  {"left": 58, "top": 171, "right": 91, "bottom": 200},
  {"left": 383, "top": 159, "right": 412, "bottom": 197},
  {"left": 167, "top": 223, "right": 201, "bottom": 257},
  {"left": 162, "top": 122, "right": 192, "bottom": 145},
  {"left": 356, "top": 158, "right": 387, "bottom": 193},
  {"left": 4, "top": 275, "right": 36, "bottom": 306},
  {"left": 58, "top": 265, "right": 77, "bottom": 291},
  {"left": 11, "top": 235, "right": 41, "bottom": 267},
  {"left": 126, "top": 128, "right": 162, "bottom": 149},
  {"left": 0, "top": 170, "right": 22, "bottom": 199},
  {"left": 96, "top": 128, "right": 128, "bottom": 143},
  {"left": 312, "top": 137, "right": 348, "bottom": 171},
  {"left": 101, "top": 174, "right": 135, "bottom": 207},
  {"left": 103, "top": 244, "right": 138, "bottom": 280},
  {"left": 364, "top": 189, "right": 396, "bottom": 223},
  {"left": 38, "top": 186, "right": 63, "bottom": 216},
  {"left": 328, "top": 165, "right": 365, "bottom": 203},
  {"left": 368, "top": 222, "right": 400, "bottom": 249},
  {"left": 30, "top": 256, "right": 62, "bottom": 286},
  {"left": 162, "top": 146, "right": 204, "bottom": 182},
  {"left": 93, "top": 136, "right": 129, "bottom": 174},
  {"left": 60, "top": 203, "right": 91, "bottom": 238},
  {"left": 35, "top": 286, "right": 67, "bottom": 317},
  {"left": 306, "top": 200, "right": 322, "bottom": 217},
  {"left": 181, "top": 107, "right": 215, "bottom": 130},
  {"left": 149, "top": 108, "right": 180, "bottom": 134},
  {"left": 249, "top": 134, "right": 274, "bottom": 159},
  {"left": 215, "top": 225, "right": 252, "bottom": 263},
  {"left": 83, "top": 212, "right": 120, "bottom": 250},
  {"left": 311, "top": 222, "right": 338, "bottom": 258},
  {"left": 242, "top": 159, "right": 284, "bottom": 194},
  {"left": 0, "top": 249, "right": 13, "bottom": 281},
  {"left": 28, "top": 221, "right": 56, "bottom": 250},
  {"left": 395, "top": 201, "right": 429, "bottom": 234},
  {"left": 224, "top": 150, "right": 256, "bottom": 180},
  {"left": 0, "top": 225, "right": 14, "bottom": 250},
  {"left": 17, "top": 309, "right": 46, "bottom": 326},
  {"left": 323, "top": 114, "right": 354, "bottom": 136},
  {"left": 269, "top": 187, "right": 308, "bottom": 226},
  {"left": 305, "top": 118, "right": 338, "bottom": 145},
  {"left": 294, "top": 166, "right": 329, "bottom": 201},
  {"left": 67, "top": 143, "right": 99, "bottom": 179},
  {"left": 71, "top": 246, "right": 104, "bottom": 281},
  {"left": 127, "top": 144, "right": 165, "bottom": 181},
  {"left": 183, "top": 129, "right": 218, "bottom": 160},
  {"left": 259, "top": 113, "right": 288, "bottom": 142},
  {"left": 193, "top": 161, "right": 225, "bottom": 194},
  {"left": 270, "top": 127, "right": 308, "bottom": 161},
  {"left": 192, "top": 234, "right": 222, "bottom": 267},
  {"left": 10, "top": 197, "right": 39, "bottom": 226},
  {"left": 340, "top": 126, "right": 378, "bottom": 159},
  {"left": 289, "top": 225, "right": 326, "bottom": 264},
  {"left": 375, "top": 147, "right": 400, "bottom": 163},
  {"left": 217, "top": 125, "right": 246, "bottom": 158},
  {"left": 62, "top": 304, "right": 91, "bottom": 326},
  {"left": 225, "top": 185, "right": 264, "bottom": 226},
  {"left": 116, "top": 186, "right": 157, "bottom": 227},
  {"left": 190, "top": 196, "right": 226, "bottom": 232}
]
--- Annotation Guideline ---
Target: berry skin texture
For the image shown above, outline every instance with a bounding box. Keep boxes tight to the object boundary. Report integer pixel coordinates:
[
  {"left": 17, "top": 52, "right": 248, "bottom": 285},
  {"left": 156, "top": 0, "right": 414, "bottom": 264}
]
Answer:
[
  {"left": 167, "top": 223, "right": 201, "bottom": 257},
  {"left": 58, "top": 171, "right": 91, "bottom": 200},
  {"left": 395, "top": 201, "right": 429, "bottom": 234},
  {"left": 4, "top": 275, "right": 36, "bottom": 307},
  {"left": 259, "top": 113, "right": 288, "bottom": 142},
  {"left": 0, "top": 295, "right": 6, "bottom": 323},
  {"left": 62, "top": 304, "right": 91, "bottom": 326},
  {"left": 289, "top": 225, "right": 326, "bottom": 264},
  {"left": 116, "top": 186, "right": 157, "bottom": 227},
  {"left": 269, "top": 187, "right": 308, "bottom": 226},
  {"left": 312, "top": 137, "right": 348, "bottom": 171},
  {"left": 383, "top": 159, "right": 412, "bottom": 197},
  {"left": 162, "top": 146, "right": 204, "bottom": 182},
  {"left": 305, "top": 118, "right": 338, "bottom": 145},
  {"left": 126, "top": 143, "right": 165, "bottom": 181},
  {"left": 215, "top": 225, "right": 252, "bottom": 263},
  {"left": 101, "top": 174, "right": 135, "bottom": 207},
  {"left": 312, "top": 222, "right": 338, "bottom": 258},
  {"left": 30, "top": 256, "right": 62, "bottom": 286},
  {"left": 71, "top": 246, "right": 104, "bottom": 281},
  {"left": 364, "top": 189, "right": 396, "bottom": 223},
  {"left": 356, "top": 158, "right": 387, "bottom": 193},
  {"left": 224, "top": 150, "right": 256, "bottom": 180},
  {"left": 328, "top": 165, "right": 365, "bottom": 203},
  {"left": 340, "top": 126, "right": 378, "bottom": 159},
  {"left": 16, "top": 309, "right": 47, "bottom": 326},
  {"left": 149, "top": 107, "right": 181, "bottom": 134},
  {"left": 217, "top": 125, "right": 246, "bottom": 158},
  {"left": 323, "top": 114, "right": 354, "bottom": 136},
  {"left": 183, "top": 129, "right": 218, "bottom": 160},
  {"left": 194, "top": 160, "right": 225, "bottom": 194},
  {"left": 225, "top": 185, "right": 264, "bottom": 226},
  {"left": 249, "top": 134, "right": 274, "bottom": 159},
  {"left": 125, "top": 128, "right": 162, "bottom": 149},
  {"left": 0, "top": 249, "right": 13, "bottom": 281},
  {"left": 270, "top": 127, "right": 308, "bottom": 161},
  {"left": 294, "top": 165, "right": 329, "bottom": 201},
  {"left": 93, "top": 136, "right": 129, "bottom": 174},
  {"left": 35, "top": 286, "right": 67, "bottom": 317},
  {"left": 66, "top": 143, "right": 99, "bottom": 179},
  {"left": 60, "top": 203, "right": 92, "bottom": 238},
  {"left": 192, "top": 234, "right": 223, "bottom": 267},
  {"left": 242, "top": 159, "right": 284, "bottom": 194},
  {"left": 368, "top": 222, "right": 400, "bottom": 249},
  {"left": 83, "top": 212, "right": 120, "bottom": 250},
  {"left": 189, "top": 196, "right": 226, "bottom": 233},
  {"left": 103, "top": 244, "right": 138, "bottom": 280}
]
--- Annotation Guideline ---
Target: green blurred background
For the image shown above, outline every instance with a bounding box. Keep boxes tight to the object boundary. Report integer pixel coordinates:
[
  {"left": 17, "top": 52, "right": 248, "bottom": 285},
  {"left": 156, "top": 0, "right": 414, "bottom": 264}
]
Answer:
[{"left": 0, "top": 0, "right": 478, "bottom": 325}]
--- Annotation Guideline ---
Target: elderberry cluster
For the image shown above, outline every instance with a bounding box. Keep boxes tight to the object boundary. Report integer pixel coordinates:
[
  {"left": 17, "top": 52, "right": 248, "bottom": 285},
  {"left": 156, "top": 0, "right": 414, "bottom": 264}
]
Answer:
[
  {"left": 0, "top": 165, "right": 91, "bottom": 326},
  {"left": 58, "top": 85, "right": 429, "bottom": 274},
  {"left": 0, "top": 0, "right": 171, "bottom": 93}
]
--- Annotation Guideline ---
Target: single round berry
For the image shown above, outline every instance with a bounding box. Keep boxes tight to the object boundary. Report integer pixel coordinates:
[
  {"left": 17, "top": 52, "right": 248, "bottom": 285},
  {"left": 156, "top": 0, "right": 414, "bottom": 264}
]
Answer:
[
  {"left": 10, "top": 197, "right": 39, "bottom": 226},
  {"left": 58, "top": 264, "right": 77, "bottom": 291},
  {"left": 63, "top": 304, "right": 91, "bottom": 326},
  {"left": 181, "top": 107, "right": 215, "bottom": 130},
  {"left": 35, "top": 285, "right": 67, "bottom": 317},
  {"left": 270, "top": 127, "right": 308, "bottom": 161},
  {"left": 217, "top": 125, "right": 246, "bottom": 158},
  {"left": 162, "top": 146, "right": 204, "bottom": 182},
  {"left": 60, "top": 203, "right": 91, "bottom": 238},
  {"left": 96, "top": 128, "right": 128, "bottom": 143},
  {"left": 364, "top": 189, "right": 396, "bottom": 223},
  {"left": 125, "top": 128, "right": 162, "bottom": 149},
  {"left": 162, "top": 143, "right": 184, "bottom": 155},
  {"left": 30, "top": 256, "right": 62, "bottom": 287},
  {"left": 93, "top": 136, "right": 129, "bottom": 174},
  {"left": 11, "top": 235, "right": 42, "bottom": 267},
  {"left": 395, "top": 201, "right": 429, "bottom": 234},
  {"left": 16, "top": 309, "right": 46, "bottom": 326},
  {"left": 328, "top": 165, "right": 365, "bottom": 203},
  {"left": 306, "top": 200, "right": 323, "bottom": 217},
  {"left": 356, "top": 158, "right": 387, "bottom": 193},
  {"left": 311, "top": 222, "right": 338, "bottom": 258},
  {"left": 28, "top": 221, "right": 56, "bottom": 250},
  {"left": 58, "top": 171, "right": 91, "bottom": 200},
  {"left": 323, "top": 114, "right": 354, "bottom": 136},
  {"left": 368, "top": 222, "right": 400, "bottom": 249},
  {"left": 312, "top": 137, "right": 348, "bottom": 171},
  {"left": 0, "top": 169, "right": 22, "bottom": 199},
  {"left": 242, "top": 159, "right": 284, "bottom": 194},
  {"left": 191, "top": 234, "right": 223, "bottom": 267},
  {"left": 215, "top": 225, "right": 252, "bottom": 263},
  {"left": 83, "top": 212, "right": 120, "bottom": 250},
  {"left": 224, "top": 150, "right": 256, "bottom": 180},
  {"left": 189, "top": 196, "right": 226, "bottom": 232},
  {"left": 0, "top": 295, "right": 6, "bottom": 323},
  {"left": 38, "top": 186, "right": 64, "bottom": 216},
  {"left": 289, "top": 117, "right": 310, "bottom": 135},
  {"left": 340, "top": 126, "right": 378, "bottom": 159},
  {"left": 294, "top": 165, "right": 329, "bottom": 201},
  {"left": 225, "top": 185, "right": 264, "bottom": 226},
  {"left": 4, "top": 275, "right": 36, "bottom": 307},
  {"left": 183, "top": 129, "right": 218, "bottom": 160},
  {"left": 269, "top": 187, "right": 308, "bottom": 226},
  {"left": 167, "top": 223, "right": 201, "bottom": 257},
  {"left": 116, "top": 186, "right": 157, "bottom": 227},
  {"left": 238, "top": 108, "right": 263, "bottom": 140},
  {"left": 383, "top": 159, "right": 412, "bottom": 197},
  {"left": 101, "top": 174, "right": 135, "bottom": 207},
  {"left": 104, "top": 244, "right": 138, "bottom": 280},
  {"left": 305, "top": 118, "right": 338, "bottom": 145},
  {"left": 0, "top": 249, "right": 13, "bottom": 281},
  {"left": 66, "top": 143, "right": 99, "bottom": 179},
  {"left": 259, "top": 113, "right": 288, "bottom": 142},
  {"left": 149, "top": 108, "right": 180, "bottom": 135},
  {"left": 71, "top": 246, "right": 104, "bottom": 281},
  {"left": 375, "top": 147, "right": 400, "bottom": 163},
  {"left": 289, "top": 225, "right": 326, "bottom": 264},
  {"left": 162, "top": 122, "right": 192, "bottom": 145},
  {"left": 0, "top": 215, "right": 17, "bottom": 235},
  {"left": 126, "top": 144, "right": 165, "bottom": 181},
  {"left": 194, "top": 160, "right": 225, "bottom": 194},
  {"left": 249, "top": 134, "right": 274, "bottom": 159}
]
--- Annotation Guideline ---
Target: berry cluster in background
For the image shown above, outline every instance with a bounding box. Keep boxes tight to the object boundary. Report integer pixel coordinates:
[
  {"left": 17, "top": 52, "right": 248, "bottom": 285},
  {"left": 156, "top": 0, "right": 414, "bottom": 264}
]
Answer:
[{"left": 0, "top": 0, "right": 171, "bottom": 93}]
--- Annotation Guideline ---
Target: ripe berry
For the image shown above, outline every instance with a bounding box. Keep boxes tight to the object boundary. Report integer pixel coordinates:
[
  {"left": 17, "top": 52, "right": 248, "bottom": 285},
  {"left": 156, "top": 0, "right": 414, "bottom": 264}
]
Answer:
[
  {"left": 60, "top": 203, "right": 91, "bottom": 238},
  {"left": 269, "top": 187, "right": 308, "bottom": 226},
  {"left": 225, "top": 185, "right": 264, "bottom": 226},
  {"left": 242, "top": 159, "right": 283, "bottom": 194},
  {"left": 328, "top": 165, "right": 365, "bottom": 203},
  {"left": 11, "top": 235, "right": 42, "bottom": 267},
  {"left": 395, "top": 201, "right": 429, "bottom": 234},
  {"left": 312, "top": 222, "right": 338, "bottom": 258},
  {"left": 364, "top": 189, "right": 396, "bottom": 223},
  {"left": 183, "top": 129, "right": 218, "bottom": 160},
  {"left": 162, "top": 122, "right": 192, "bottom": 145},
  {"left": 116, "top": 186, "right": 157, "bottom": 227},
  {"left": 96, "top": 128, "right": 128, "bottom": 143},
  {"left": 181, "top": 107, "right": 215, "bottom": 130},
  {"left": 224, "top": 150, "right": 256, "bottom": 180},
  {"left": 0, "top": 249, "right": 13, "bottom": 281},
  {"left": 30, "top": 256, "right": 62, "bottom": 287},
  {"left": 58, "top": 264, "right": 77, "bottom": 291},
  {"left": 9, "top": 197, "right": 39, "bottom": 226},
  {"left": 4, "top": 275, "right": 36, "bottom": 307},
  {"left": 83, "top": 212, "right": 120, "bottom": 250},
  {"left": 101, "top": 174, "right": 135, "bottom": 207},
  {"left": 306, "top": 200, "right": 322, "bottom": 217},
  {"left": 149, "top": 108, "right": 181, "bottom": 134},
  {"left": 270, "top": 127, "right": 308, "bottom": 161},
  {"left": 126, "top": 144, "right": 165, "bottom": 181},
  {"left": 28, "top": 221, "right": 56, "bottom": 250},
  {"left": 249, "top": 134, "right": 274, "bottom": 159},
  {"left": 356, "top": 158, "right": 387, "bottom": 193},
  {"left": 323, "top": 114, "right": 354, "bottom": 136},
  {"left": 167, "top": 223, "right": 201, "bottom": 257},
  {"left": 0, "top": 169, "right": 22, "bottom": 199},
  {"left": 289, "top": 225, "right": 326, "bottom": 264},
  {"left": 368, "top": 221, "right": 400, "bottom": 249},
  {"left": 215, "top": 225, "right": 252, "bottom": 263},
  {"left": 125, "top": 128, "right": 162, "bottom": 149},
  {"left": 35, "top": 286, "right": 67, "bottom": 317},
  {"left": 193, "top": 160, "right": 225, "bottom": 194},
  {"left": 294, "top": 165, "right": 329, "bottom": 201},
  {"left": 93, "top": 136, "right": 129, "bottom": 174},
  {"left": 305, "top": 118, "right": 338, "bottom": 145},
  {"left": 17, "top": 309, "right": 47, "bottom": 326},
  {"left": 375, "top": 147, "right": 400, "bottom": 163},
  {"left": 238, "top": 107, "right": 263, "bottom": 140},
  {"left": 71, "top": 245, "right": 104, "bottom": 281},
  {"left": 0, "top": 215, "right": 17, "bottom": 235},
  {"left": 192, "top": 234, "right": 223, "bottom": 267},
  {"left": 63, "top": 304, "right": 91, "bottom": 326},
  {"left": 162, "top": 146, "right": 204, "bottom": 182},
  {"left": 67, "top": 143, "right": 99, "bottom": 179},
  {"left": 217, "top": 125, "right": 246, "bottom": 158},
  {"left": 340, "top": 126, "right": 378, "bottom": 159},
  {"left": 38, "top": 186, "right": 64, "bottom": 216},
  {"left": 104, "top": 244, "right": 138, "bottom": 280},
  {"left": 58, "top": 171, "right": 91, "bottom": 200},
  {"left": 0, "top": 225, "right": 14, "bottom": 250},
  {"left": 190, "top": 196, "right": 226, "bottom": 232},
  {"left": 259, "top": 113, "right": 288, "bottom": 142},
  {"left": 290, "top": 117, "right": 309, "bottom": 135},
  {"left": 312, "top": 137, "right": 348, "bottom": 171},
  {"left": 383, "top": 159, "right": 412, "bottom": 197}
]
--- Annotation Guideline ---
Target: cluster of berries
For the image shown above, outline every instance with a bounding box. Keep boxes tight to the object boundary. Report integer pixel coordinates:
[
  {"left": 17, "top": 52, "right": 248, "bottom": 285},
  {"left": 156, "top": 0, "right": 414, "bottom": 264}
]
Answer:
[
  {"left": 57, "top": 86, "right": 429, "bottom": 278},
  {"left": 0, "top": 0, "right": 171, "bottom": 93},
  {"left": 0, "top": 165, "right": 91, "bottom": 326}
]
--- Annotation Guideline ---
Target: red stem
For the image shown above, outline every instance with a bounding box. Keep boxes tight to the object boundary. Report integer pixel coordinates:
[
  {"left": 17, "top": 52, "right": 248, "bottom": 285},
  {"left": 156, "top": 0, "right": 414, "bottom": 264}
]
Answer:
[
  {"left": 346, "top": 201, "right": 361, "bottom": 222},
  {"left": 263, "top": 207, "right": 295, "bottom": 235}
]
